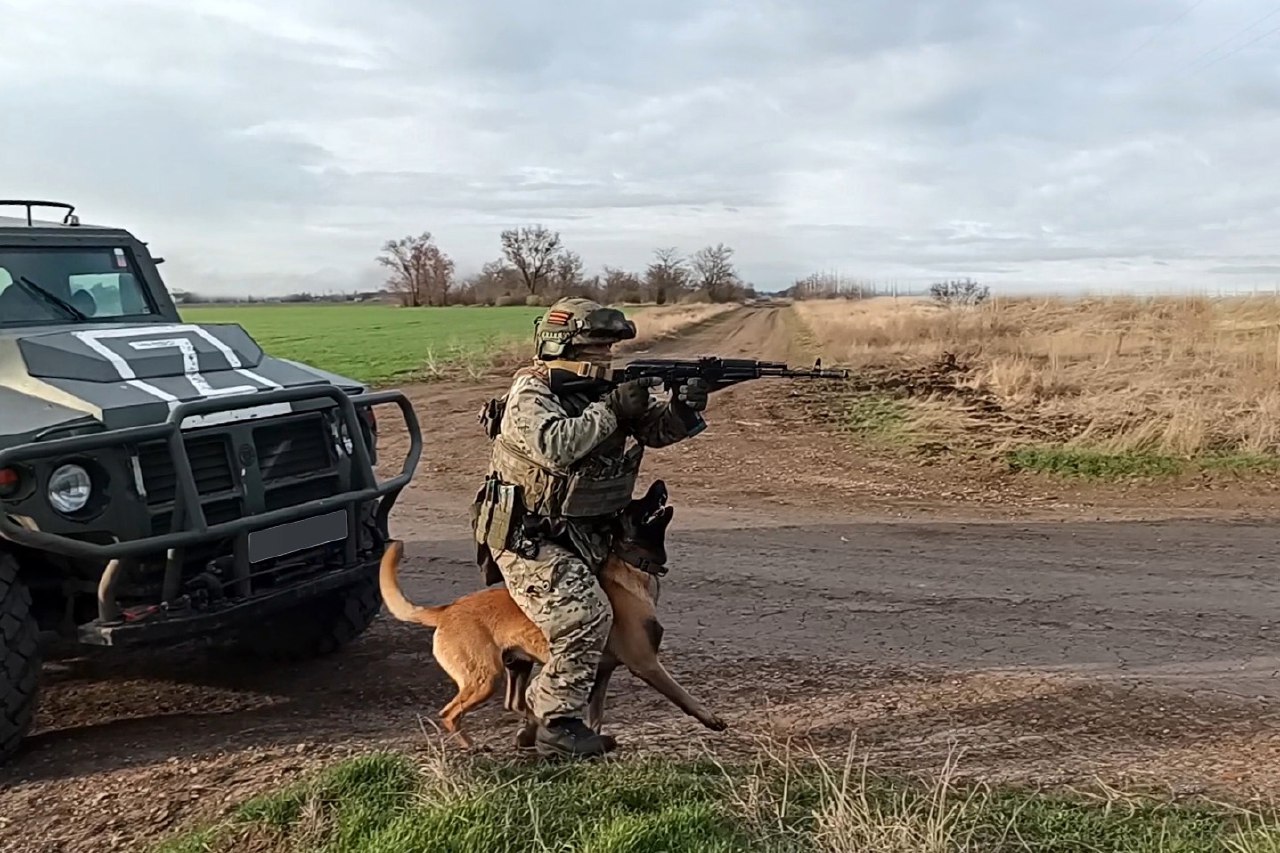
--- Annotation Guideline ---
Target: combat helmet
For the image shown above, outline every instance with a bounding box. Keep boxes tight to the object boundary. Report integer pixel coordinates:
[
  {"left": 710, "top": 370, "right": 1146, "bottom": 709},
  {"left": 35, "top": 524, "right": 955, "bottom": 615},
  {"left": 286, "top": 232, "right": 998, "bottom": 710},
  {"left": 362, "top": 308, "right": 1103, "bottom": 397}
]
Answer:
[{"left": 533, "top": 297, "right": 636, "bottom": 360}]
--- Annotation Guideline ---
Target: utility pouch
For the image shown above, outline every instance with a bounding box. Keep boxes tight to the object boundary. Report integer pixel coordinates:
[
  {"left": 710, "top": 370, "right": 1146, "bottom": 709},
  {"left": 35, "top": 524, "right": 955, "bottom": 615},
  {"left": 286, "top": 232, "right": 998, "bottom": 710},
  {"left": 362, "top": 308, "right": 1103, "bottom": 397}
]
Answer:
[
  {"left": 476, "top": 541, "right": 504, "bottom": 587},
  {"left": 471, "top": 473, "right": 523, "bottom": 553},
  {"left": 470, "top": 479, "right": 494, "bottom": 545},
  {"left": 488, "top": 482, "right": 521, "bottom": 552}
]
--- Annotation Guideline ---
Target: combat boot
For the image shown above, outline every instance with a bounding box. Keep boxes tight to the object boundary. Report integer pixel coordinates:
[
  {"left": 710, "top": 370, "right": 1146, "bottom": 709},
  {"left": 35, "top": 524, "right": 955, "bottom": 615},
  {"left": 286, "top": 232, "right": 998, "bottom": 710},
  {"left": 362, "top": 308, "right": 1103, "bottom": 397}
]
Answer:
[{"left": 535, "top": 717, "right": 615, "bottom": 759}]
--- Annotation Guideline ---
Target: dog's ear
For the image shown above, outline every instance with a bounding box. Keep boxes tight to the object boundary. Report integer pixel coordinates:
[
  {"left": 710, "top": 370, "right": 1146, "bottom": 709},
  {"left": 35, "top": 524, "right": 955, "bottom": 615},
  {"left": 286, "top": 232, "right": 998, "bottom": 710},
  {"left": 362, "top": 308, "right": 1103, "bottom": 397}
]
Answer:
[
  {"left": 638, "top": 504, "right": 674, "bottom": 552},
  {"left": 632, "top": 479, "right": 667, "bottom": 518}
]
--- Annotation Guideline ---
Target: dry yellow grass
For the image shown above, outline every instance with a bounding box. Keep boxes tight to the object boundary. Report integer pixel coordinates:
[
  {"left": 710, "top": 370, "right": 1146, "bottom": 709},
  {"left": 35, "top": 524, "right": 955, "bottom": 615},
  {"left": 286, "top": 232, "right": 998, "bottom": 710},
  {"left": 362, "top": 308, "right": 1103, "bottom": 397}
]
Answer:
[
  {"left": 793, "top": 295, "right": 1280, "bottom": 457},
  {"left": 624, "top": 302, "right": 736, "bottom": 346}
]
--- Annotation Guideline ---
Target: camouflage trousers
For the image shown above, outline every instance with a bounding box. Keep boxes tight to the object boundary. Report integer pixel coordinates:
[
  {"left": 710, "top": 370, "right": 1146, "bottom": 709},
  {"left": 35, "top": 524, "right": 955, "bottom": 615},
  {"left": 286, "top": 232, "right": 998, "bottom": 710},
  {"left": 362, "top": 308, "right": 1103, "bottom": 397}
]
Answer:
[{"left": 495, "top": 541, "right": 613, "bottom": 722}]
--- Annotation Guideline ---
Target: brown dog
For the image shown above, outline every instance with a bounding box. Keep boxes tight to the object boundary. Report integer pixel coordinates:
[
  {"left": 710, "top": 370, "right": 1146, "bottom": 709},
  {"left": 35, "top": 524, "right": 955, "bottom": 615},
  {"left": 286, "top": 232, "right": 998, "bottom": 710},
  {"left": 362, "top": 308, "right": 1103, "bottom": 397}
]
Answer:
[{"left": 378, "top": 480, "right": 727, "bottom": 748}]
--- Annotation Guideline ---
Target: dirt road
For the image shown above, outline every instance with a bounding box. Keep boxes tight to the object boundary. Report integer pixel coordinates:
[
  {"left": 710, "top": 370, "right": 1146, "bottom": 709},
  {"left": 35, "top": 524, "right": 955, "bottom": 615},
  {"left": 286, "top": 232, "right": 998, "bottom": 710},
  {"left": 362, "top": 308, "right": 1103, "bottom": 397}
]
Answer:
[{"left": 5, "top": 306, "right": 1280, "bottom": 852}]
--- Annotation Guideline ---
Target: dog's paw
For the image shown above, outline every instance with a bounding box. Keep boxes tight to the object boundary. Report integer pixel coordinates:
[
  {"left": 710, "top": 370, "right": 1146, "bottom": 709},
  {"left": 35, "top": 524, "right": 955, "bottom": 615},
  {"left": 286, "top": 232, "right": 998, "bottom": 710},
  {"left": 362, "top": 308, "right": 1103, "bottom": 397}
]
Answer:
[{"left": 704, "top": 715, "right": 729, "bottom": 732}]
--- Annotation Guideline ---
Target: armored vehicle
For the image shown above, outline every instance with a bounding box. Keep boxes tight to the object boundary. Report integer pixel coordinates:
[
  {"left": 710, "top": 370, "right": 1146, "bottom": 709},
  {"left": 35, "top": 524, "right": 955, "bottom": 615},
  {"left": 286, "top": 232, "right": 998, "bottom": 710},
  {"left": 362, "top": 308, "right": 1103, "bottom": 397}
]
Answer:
[{"left": 0, "top": 201, "right": 421, "bottom": 764}]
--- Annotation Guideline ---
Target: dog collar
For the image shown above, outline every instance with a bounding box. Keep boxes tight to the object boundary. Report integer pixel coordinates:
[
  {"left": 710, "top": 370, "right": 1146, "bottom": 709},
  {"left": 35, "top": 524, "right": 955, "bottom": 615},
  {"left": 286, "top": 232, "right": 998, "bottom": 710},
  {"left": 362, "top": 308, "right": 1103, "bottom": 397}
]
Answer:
[{"left": 616, "top": 543, "right": 667, "bottom": 577}]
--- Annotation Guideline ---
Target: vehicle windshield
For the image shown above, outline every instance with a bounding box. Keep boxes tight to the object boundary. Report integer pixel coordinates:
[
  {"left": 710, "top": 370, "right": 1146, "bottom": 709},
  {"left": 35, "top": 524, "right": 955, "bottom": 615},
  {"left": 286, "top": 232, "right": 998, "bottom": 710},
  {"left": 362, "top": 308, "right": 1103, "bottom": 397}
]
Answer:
[{"left": 0, "top": 246, "right": 157, "bottom": 326}]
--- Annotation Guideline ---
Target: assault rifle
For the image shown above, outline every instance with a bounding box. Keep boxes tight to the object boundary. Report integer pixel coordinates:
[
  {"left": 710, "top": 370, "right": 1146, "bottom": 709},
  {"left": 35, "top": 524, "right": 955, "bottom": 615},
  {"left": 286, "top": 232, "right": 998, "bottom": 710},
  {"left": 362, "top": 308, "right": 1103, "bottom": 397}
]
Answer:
[
  {"left": 551, "top": 355, "right": 851, "bottom": 394},
  {"left": 481, "top": 356, "right": 851, "bottom": 439}
]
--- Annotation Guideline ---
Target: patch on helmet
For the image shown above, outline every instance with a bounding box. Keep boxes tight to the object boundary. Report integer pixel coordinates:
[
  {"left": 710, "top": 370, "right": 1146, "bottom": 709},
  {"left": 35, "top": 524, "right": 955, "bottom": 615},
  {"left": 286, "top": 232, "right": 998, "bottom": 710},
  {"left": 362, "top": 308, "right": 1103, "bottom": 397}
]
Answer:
[{"left": 546, "top": 310, "right": 573, "bottom": 326}]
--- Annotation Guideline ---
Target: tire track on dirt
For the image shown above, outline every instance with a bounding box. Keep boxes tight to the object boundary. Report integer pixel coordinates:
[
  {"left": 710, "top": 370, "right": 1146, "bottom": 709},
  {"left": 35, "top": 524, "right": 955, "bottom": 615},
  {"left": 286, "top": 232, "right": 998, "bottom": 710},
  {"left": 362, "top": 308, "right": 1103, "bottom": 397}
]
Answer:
[{"left": 627, "top": 304, "right": 799, "bottom": 361}]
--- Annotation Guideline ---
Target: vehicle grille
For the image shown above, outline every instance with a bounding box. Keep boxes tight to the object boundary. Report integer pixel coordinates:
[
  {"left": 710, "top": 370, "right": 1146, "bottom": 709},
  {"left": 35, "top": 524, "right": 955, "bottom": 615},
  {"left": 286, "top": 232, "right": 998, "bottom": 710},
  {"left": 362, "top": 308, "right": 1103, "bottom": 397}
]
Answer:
[
  {"left": 254, "top": 414, "right": 332, "bottom": 481},
  {"left": 134, "top": 409, "right": 349, "bottom": 561},
  {"left": 136, "top": 412, "right": 337, "bottom": 514},
  {"left": 137, "top": 433, "right": 235, "bottom": 506},
  {"left": 256, "top": 413, "right": 338, "bottom": 510},
  {"left": 264, "top": 475, "right": 341, "bottom": 511},
  {"left": 150, "top": 496, "right": 242, "bottom": 537}
]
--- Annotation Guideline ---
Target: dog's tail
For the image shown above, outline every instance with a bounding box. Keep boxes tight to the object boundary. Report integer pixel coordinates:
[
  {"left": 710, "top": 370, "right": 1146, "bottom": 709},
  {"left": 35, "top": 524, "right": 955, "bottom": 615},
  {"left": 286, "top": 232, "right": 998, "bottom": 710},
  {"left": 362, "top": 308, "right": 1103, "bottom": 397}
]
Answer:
[{"left": 378, "top": 539, "right": 446, "bottom": 627}]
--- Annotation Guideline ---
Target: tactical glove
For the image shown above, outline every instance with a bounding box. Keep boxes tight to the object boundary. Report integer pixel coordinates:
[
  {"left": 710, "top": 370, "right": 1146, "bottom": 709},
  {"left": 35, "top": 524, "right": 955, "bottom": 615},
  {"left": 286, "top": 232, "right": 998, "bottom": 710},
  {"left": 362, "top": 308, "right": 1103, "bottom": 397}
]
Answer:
[
  {"left": 673, "top": 377, "right": 709, "bottom": 412},
  {"left": 606, "top": 376, "right": 662, "bottom": 420}
]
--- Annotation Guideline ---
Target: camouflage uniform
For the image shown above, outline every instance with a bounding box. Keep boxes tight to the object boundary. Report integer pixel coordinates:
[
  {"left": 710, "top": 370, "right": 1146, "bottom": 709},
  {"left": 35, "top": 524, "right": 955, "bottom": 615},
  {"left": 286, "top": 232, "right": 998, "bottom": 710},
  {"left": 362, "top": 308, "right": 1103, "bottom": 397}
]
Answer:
[
  {"left": 472, "top": 298, "right": 707, "bottom": 756},
  {"left": 492, "top": 360, "right": 701, "bottom": 721}
]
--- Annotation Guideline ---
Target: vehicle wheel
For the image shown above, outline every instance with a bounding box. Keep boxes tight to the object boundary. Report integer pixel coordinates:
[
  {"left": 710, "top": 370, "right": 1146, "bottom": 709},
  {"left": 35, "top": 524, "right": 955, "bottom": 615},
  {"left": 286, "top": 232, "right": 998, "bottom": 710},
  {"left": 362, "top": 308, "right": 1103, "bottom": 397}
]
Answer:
[
  {"left": 0, "top": 553, "right": 41, "bottom": 765},
  {"left": 226, "top": 569, "right": 381, "bottom": 663}
]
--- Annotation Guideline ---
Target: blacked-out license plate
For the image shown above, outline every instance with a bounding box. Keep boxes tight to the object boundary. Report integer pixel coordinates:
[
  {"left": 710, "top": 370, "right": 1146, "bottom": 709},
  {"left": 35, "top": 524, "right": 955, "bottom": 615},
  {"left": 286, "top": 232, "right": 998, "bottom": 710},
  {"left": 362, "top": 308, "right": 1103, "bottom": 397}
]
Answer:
[{"left": 247, "top": 509, "right": 348, "bottom": 563}]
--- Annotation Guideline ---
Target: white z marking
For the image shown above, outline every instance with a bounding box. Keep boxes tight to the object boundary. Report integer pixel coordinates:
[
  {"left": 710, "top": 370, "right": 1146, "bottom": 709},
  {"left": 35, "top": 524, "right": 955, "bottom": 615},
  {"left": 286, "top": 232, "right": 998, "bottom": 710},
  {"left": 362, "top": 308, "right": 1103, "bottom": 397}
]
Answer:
[{"left": 71, "top": 325, "right": 290, "bottom": 428}]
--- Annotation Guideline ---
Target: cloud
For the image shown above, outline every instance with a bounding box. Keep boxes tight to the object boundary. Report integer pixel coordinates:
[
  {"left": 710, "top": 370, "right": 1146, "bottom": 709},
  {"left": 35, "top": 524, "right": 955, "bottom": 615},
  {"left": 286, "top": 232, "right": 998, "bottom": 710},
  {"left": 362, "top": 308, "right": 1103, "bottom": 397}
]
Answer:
[{"left": 3, "top": 0, "right": 1280, "bottom": 295}]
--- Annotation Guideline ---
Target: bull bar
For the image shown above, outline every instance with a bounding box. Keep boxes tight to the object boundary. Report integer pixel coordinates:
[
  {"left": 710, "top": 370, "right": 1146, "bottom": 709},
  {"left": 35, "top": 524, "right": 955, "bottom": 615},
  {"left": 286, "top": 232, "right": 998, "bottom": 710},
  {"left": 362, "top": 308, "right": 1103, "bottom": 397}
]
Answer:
[{"left": 0, "top": 383, "right": 422, "bottom": 561}]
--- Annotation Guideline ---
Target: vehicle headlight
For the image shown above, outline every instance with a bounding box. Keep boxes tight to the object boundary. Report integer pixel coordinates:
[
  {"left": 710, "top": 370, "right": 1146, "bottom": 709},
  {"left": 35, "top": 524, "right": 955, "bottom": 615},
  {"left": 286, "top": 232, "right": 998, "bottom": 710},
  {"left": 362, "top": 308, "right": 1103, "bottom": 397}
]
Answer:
[{"left": 48, "top": 464, "right": 91, "bottom": 513}]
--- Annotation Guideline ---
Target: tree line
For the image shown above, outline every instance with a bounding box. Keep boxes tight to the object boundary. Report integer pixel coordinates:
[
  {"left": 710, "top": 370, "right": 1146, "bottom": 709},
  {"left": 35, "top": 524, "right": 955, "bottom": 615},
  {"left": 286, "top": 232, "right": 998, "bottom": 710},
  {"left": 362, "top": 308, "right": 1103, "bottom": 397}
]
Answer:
[
  {"left": 172, "top": 227, "right": 987, "bottom": 308},
  {"left": 784, "top": 271, "right": 990, "bottom": 307},
  {"left": 377, "top": 224, "right": 757, "bottom": 308}
]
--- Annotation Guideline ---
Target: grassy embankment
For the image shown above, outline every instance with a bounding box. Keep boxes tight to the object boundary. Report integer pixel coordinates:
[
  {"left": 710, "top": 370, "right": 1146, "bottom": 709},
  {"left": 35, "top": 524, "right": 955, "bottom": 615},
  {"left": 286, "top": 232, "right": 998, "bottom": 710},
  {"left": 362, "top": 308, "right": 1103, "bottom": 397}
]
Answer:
[
  {"left": 156, "top": 740, "right": 1280, "bottom": 853},
  {"left": 792, "top": 296, "right": 1280, "bottom": 480},
  {"left": 180, "top": 302, "right": 735, "bottom": 386}
]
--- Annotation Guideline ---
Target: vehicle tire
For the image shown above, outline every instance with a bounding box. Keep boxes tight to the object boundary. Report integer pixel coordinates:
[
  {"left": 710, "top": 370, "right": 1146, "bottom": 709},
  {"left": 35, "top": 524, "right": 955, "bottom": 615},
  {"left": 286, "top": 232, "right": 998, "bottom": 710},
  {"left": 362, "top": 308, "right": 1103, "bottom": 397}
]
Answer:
[
  {"left": 226, "top": 568, "right": 381, "bottom": 663},
  {"left": 0, "top": 553, "right": 40, "bottom": 765}
]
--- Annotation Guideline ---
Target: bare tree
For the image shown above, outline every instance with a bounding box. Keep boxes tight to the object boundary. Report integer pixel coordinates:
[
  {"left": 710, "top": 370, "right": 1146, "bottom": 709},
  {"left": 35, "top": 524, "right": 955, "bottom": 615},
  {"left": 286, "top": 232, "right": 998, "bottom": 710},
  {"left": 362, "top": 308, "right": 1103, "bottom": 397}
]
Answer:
[
  {"left": 500, "top": 224, "right": 563, "bottom": 296},
  {"left": 602, "top": 266, "right": 645, "bottom": 303},
  {"left": 645, "top": 247, "right": 689, "bottom": 304},
  {"left": 551, "top": 249, "right": 585, "bottom": 296},
  {"left": 929, "top": 278, "right": 990, "bottom": 307},
  {"left": 454, "top": 259, "right": 523, "bottom": 305},
  {"left": 424, "top": 246, "right": 456, "bottom": 305},
  {"left": 376, "top": 232, "right": 455, "bottom": 307},
  {"left": 790, "top": 271, "right": 871, "bottom": 300},
  {"left": 690, "top": 243, "right": 740, "bottom": 303}
]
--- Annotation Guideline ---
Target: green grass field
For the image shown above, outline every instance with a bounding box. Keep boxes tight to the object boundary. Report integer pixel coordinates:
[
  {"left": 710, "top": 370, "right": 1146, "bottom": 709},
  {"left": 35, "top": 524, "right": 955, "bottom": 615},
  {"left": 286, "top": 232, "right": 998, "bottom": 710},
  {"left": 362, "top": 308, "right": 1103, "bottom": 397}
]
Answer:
[
  {"left": 155, "top": 749, "right": 1280, "bottom": 853},
  {"left": 180, "top": 304, "right": 547, "bottom": 385}
]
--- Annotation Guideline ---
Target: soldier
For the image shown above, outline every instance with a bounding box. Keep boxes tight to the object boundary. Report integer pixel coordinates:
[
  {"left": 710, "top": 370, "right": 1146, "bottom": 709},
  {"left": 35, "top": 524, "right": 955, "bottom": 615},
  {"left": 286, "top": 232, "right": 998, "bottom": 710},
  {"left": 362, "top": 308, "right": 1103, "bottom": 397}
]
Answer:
[{"left": 472, "top": 297, "right": 709, "bottom": 758}]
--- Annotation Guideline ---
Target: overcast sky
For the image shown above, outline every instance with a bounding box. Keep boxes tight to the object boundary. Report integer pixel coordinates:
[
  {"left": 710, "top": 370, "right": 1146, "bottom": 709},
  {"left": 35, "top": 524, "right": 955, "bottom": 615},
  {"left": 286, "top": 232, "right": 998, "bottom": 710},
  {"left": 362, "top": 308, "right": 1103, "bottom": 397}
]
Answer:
[{"left": 3, "top": 0, "right": 1279, "bottom": 295}]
